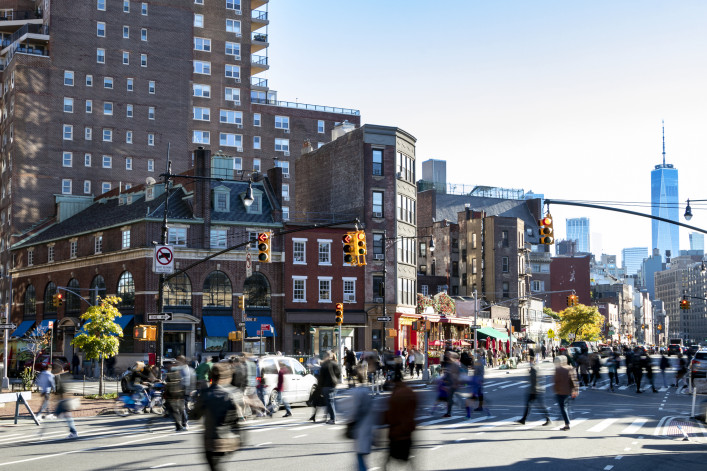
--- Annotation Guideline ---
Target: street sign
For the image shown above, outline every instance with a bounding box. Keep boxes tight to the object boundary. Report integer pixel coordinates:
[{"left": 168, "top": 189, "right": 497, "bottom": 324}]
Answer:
[
  {"left": 0, "top": 323, "right": 16, "bottom": 330},
  {"left": 261, "top": 324, "right": 271, "bottom": 332},
  {"left": 377, "top": 316, "right": 392, "bottom": 322},
  {"left": 148, "top": 312, "right": 173, "bottom": 321},
  {"left": 244, "top": 317, "right": 257, "bottom": 322},
  {"left": 238, "top": 322, "right": 246, "bottom": 327},
  {"left": 245, "top": 251, "right": 252, "bottom": 278},
  {"left": 153, "top": 245, "right": 174, "bottom": 274},
  {"left": 470, "top": 325, "right": 481, "bottom": 329},
  {"left": 47, "top": 321, "right": 54, "bottom": 329}
]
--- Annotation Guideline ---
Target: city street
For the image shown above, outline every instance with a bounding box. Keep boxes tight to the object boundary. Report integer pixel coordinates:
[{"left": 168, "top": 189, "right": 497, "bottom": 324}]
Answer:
[{"left": 0, "top": 358, "right": 704, "bottom": 470}]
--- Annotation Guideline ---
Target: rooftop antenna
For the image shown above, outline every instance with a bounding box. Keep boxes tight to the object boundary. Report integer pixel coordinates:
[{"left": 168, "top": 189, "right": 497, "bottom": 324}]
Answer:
[{"left": 662, "top": 120, "right": 666, "bottom": 166}]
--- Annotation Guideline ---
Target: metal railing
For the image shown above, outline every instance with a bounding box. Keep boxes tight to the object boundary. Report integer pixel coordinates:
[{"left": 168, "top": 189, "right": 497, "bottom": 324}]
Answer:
[
  {"left": 251, "top": 77, "right": 268, "bottom": 88},
  {"left": 255, "top": 99, "right": 361, "bottom": 116},
  {"left": 0, "top": 9, "right": 43, "bottom": 21},
  {"left": 252, "top": 33, "right": 268, "bottom": 42},
  {"left": 252, "top": 10, "right": 268, "bottom": 21},
  {"left": 251, "top": 54, "right": 268, "bottom": 66},
  {"left": 0, "top": 42, "right": 49, "bottom": 71},
  {"left": 7, "top": 23, "right": 48, "bottom": 45}
]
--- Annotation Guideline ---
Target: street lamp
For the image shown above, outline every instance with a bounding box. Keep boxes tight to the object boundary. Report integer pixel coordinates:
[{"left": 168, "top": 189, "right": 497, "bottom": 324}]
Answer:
[{"left": 244, "top": 179, "right": 254, "bottom": 207}]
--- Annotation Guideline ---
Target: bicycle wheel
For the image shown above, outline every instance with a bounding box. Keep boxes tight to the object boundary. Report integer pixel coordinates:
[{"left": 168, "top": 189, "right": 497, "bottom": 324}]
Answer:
[
  {"left": 150, "top": 397, "right": 165, "bottom": 416},
  {"left": 114, "top": 400, "right": 130, "bottom": 417}
]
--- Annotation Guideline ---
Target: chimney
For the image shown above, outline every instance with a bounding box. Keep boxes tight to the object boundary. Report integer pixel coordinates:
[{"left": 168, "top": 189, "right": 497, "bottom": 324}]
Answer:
[
  {"left": 465, "top": 203, "right": 471, "bottom": 220},
  {"left": 301, "top": 138, "right": 314, "bottom": 155}
]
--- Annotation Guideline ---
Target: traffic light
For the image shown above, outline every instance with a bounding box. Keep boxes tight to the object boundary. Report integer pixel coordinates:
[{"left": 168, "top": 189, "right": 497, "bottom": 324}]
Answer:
[
  {"left": 52, "top": 293, "right": 59, "bottom": 308},
  {"left": 335, "top": 302, "right": 344, "bottom": 325},
  {"left": 641, "top": 324, "right": 645, "bottom": 329},
  {"left": 680, "top": 298, "right": 690, "bottom": 310},
  {"left": 57, "top": 293, "right": 63, "bottom": 307},
  {"left": 538, "top": 213, "right": 554, "bottom": 245},
  {"left": 658, "top": 324, "right": 662, "bottom": 331},
  {"left": 134, "top": 325, "right": 147, "bottom": 339},
  {"left": 355, "top": 230, "right": 367, "bottom": 266},
  {"left": 257, "top": 232, "right": 271, "bottom": 262},
  {"left": 342, "top": 232, "right": 358, "bottom": 266},
  {"left": 228, "top": 331, "right": 243, "bottom": 341},
  {"left": 572, "top": 294, "right": 578, "bottom": 306},
  {"left": 566, "top": 296, "right": 572, "bottom": 307},
  {"left": 237, "top": 295, "right": 245, "bottom": 310}
]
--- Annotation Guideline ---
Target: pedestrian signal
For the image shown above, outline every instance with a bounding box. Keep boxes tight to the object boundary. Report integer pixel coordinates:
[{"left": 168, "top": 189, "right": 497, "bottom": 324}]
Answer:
[
  {"left": 335, "top": 302, "right": 344, "bottom": 325},
  {"left": 538, "top": 214, "right": 554, "bottom": 245},
  {"left": 257, "top": 232, "right": 271, "bottom": 262}
]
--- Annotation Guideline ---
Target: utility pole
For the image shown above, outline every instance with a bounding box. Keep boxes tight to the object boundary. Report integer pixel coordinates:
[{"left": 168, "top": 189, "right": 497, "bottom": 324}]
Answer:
[{"left": 155, "top": 159, "right": 172, "bottom": 369}]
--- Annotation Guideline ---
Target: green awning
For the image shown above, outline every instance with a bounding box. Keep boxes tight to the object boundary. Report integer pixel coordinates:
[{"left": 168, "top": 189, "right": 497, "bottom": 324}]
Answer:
[{"left": 476, "top": 327, "right": 509, "bottom": 341}]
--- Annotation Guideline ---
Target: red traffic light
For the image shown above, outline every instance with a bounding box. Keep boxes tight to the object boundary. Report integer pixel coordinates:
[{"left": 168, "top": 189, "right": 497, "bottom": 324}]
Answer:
[
  {"left": 335, "top": 303, "right": 344, "bottom": 311},
  {"left": 342, "top": 234, "right": 353, "bottom": 244},
  {"left": 257, "top": 232, "right": 269, "bottom": 243},
  {"left": 540, "top": 216, "right": 552, "bottom": 226},
  {"left": 56, "top": 293, "right": 63, "bottom": 300},
  {"left": 356, "top": 231, "right": 365, "bottom": 241}
]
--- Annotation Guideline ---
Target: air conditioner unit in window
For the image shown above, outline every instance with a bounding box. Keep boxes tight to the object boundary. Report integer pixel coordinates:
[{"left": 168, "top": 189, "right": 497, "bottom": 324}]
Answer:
[
  {"left": 374, "top": 254, "right": 384, "bottom": 260},
  {"left": 283, "top": 196, "right": 289, "bottom": 201},
  {"left": 373, "top": 212, "right": 383, "bottom": 218},
  {"left": 344, "top": 294, "right": 355, "bottom": 303},
  {"left": 236, "top": 170, "right": 243, "bottom": 175},
  {"left": 284, "top": 151, "right": 290, "bottom": 156},
  {"left": 236, "top": 32, "right": 242, "bottom": 37},
  {"left": 283, "top": 173, "right": 290, "bottom": 179},
  {"left": 235, "top": 9, "right": 242, "bottom": 15},
  {"left": 235, "top": 55, "right": 241, "bottom": 61},
  {"left": 236, "top": 147, "right": 243, "bottom": 152},
  {"left": 374, "top": 297, "right": 384, "bottom": 303},
  {"left": 235, "top": 78, "right": 241, "bottom": 83},
  {"left": 237, "top": 124, "right": 243, "bottom": 129},
  {"left": 234, "top": 100, "right": 241, "bottom": 106},
  {"left": 284, "top": 129, "right": 290, "bottom": 133}
]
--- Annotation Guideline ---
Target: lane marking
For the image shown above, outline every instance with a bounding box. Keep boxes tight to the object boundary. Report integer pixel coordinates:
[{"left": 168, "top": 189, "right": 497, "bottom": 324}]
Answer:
[
  {"left": 255, "top": 442, "right": 272, "bottom": 447},
  {"left": 150, "top": 464, "right": 176, "bottom": 469},
  {"left": 430, "top": 445, "right": 442, "bottom": 451},
  {"left": 292, "top": 434, "right": 307, "bottom": 438},
  {"left": 475, "top": 416, "right": 522, "bottom": 435},
  {"left": 419, "top": 416, "right": 465, "bottom": 427},
  {"left": 552, "top": 418, "right": 587, "bottom": 430},
  {"left": 289, "top": 423, "right": 324, "bottom": 431},
  {"left": 615, "top": 456, "right": 623, "bottom": 460},
  {"left": 624, "top": 448, "right": 631, "bottom": 451},
  {"left": 441, "top": 416, "right": 496, "bottom": 429},
  {"left": 604, "top": 466, "right": 614, "bottom": 470},
  {"left": 588, "top": 418, "right": 618, "bottom": 433},
  {"left": 621, "top": 418, "right": 648, "bottom": 434}
]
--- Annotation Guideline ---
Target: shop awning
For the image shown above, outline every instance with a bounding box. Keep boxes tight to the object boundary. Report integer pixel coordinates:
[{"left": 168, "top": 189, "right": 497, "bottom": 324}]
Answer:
[
  {"left": 31, "top": 319, "right": 57, "bottom": 336},
  {"left": 476, "top": 327, "right": 509, "bottom": 341},
  {"left": 245, "top": 317, "right": 276, "bottom": 338},
  {"left": 11, "top": 320, "right": 35, "bottom": 338},
  {"left": 77, "top": 315, "right": 134, "bottom": 336},
  {"left": 203, "top": 316, "right": 237, "bottom": 337}
]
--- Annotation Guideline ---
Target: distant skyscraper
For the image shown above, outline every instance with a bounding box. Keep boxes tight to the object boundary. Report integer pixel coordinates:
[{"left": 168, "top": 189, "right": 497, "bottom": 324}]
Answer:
[
  {"left": 651, "top": 123, "right": 679, "bottom": 262},
  {"left": 421, "top": 159, "right": 447, "bottom": 194},
  {"left": 622, "top": 247, "right": 648, "bottom": 276},
  {"left": 566, "top": 217, "right": 590, "bottom": 253},
  {"left": 689, "top": 232, "right": 704, "bottom": 253}
]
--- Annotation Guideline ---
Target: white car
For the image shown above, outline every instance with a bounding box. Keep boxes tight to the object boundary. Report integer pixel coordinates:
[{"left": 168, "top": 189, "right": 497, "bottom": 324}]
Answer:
[{"left": 256, "top": 355, "right": 318, "bottom": 411}]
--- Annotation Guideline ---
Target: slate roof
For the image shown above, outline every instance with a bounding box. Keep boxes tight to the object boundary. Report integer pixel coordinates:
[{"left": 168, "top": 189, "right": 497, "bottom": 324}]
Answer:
[{"left": 211, "top": 180, "right": 277, "bottom": 224}]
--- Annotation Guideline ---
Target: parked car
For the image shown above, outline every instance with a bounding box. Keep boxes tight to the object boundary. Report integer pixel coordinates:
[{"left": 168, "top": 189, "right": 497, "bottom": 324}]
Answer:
[
  {"left": 24, "top": 355, "right": 70, "bottom": 373},
  {"left": 688, "top": 345, "right": 700, "bottom": 356},
  {"left": 570, "top": 341, "right": 594, "bottom": 352},
  {"left": 255, "top": 355, "right": 318, "bottom": 411},
  {"left": 691, "top": 350, "right": 707, "bottom": 379},
  {"left": 599, "top": 347, "right": 614, "bottom": 358}
]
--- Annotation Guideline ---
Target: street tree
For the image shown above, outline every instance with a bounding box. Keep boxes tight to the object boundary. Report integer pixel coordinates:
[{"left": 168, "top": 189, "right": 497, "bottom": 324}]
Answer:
[
  {"left": 558, "top": 304, "right": 604, "bottom": 342},
  {"left": 23, "top": 325, "right": 50, "bottom": 379},
  {"left": 71, "top": 296, "right": 124, "bottom": 395}
]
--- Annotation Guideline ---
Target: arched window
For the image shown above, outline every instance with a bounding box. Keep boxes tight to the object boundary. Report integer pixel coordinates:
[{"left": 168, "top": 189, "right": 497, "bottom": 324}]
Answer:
[
  {"left": 66, "top": 278, "right": 81, "bottom": 313},
  {"left": 44, "top": 281, "right": 57, "bottom": 314},
  {"left": 117, "top": 271, "right": 135, "bottom": 308},
  {"left": 90, "top": 275, "right": 106, "bottom": 306},
  {"left": 243, "top": 272, "right": 270, "bottom": 307},
  {"left": 203, "top": 271, "right": 232, "bottom": 307},
  {"left": 24, "top": 285, "right": 36, "bottom": 316},
  {"left": 165, "top": 273, "right": 192, "bottom": 306}
]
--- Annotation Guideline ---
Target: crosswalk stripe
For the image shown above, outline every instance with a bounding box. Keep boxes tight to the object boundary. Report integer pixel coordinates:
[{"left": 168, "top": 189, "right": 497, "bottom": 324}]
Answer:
[
  {"left": 499, "top": 381, "right": 526, "bottom": 389},
  {"left": 419, "top": 416, "right": 465, "bottom": 426},
  {"left": 587, "top": 418, "right": 619, "bottom": 432},
  {"left": 289, "top": 423, "right": 325, "bottom": 431},
  {"left": 621, "top": 418, "right": 648, "bottom": 434},
  {"left": 552, "top": 418, "right": 587, "bottom": 430},
  {"left": 487, "top": 381, "right": 514, "bottom": 388},
  {"left": 475, "top": 416, "right": 522, "bottom": 434},
  {"left": 441, "top": 416, "right": 496, "bottom": 428}
]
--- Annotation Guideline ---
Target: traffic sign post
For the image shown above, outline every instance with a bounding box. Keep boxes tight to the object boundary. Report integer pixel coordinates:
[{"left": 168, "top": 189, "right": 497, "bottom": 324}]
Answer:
[
  {"left": 0, "top": 323, "right": 16, "bottom": 330},
  {"left": 148, "top": 312, "right": 173, "bottom": 322},
  {"left": 153, "top": 245, "right": 175, "bottom": 274},
  {"left": 470, "top": 325, "right": 481, "bottom": 329},
  {"left": 377, "top": 316, "right": 392, "bottom": 322},
  {"left": 245, "top": 251, "right": 252, "bottom": 278}
]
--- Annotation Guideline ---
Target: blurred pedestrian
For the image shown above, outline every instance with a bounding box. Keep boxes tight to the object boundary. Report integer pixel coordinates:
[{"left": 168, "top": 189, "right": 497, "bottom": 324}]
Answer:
[
  {"left": 517, "top": 350, "right": 552, "bottom": 426},
  {"left": 196, "top": 356, "right": 213, "bottom": 390},
  {"left": 268, "top": 360, "right": 292, "bottom": 418},
  {"left": 674, "top": 353, "right": 688, "bottom": 391},
  {"left": 553, "top": 356, "right": 579, "bottom": 431},
  {"left": 607, "top": 353, "right": 619, "bottom": 392},
  {"left": 319, "top": 351, "right": 342, "bottom": 424},
  {"left": 365, "top": 350, "right": 381, "bottom": 395},
  {"left": 442, "top": 351, "right": 460, "bottom": 417},
  {"left": 589, "top": 351, "right": 601, "bottom": 387},
  {"left": 71, "top": 353, "right": 80, "bottom": 376},
  {"left": 467, "top": 349, "right": 488, "bottom": 416},
  {"left": 193, "top": 362, "right": 242, "bottom": 471},
  {"left": 38, "top": 365, "right": 79, "bottom": 439},
  {"left": 345, "top": 347, "right": 357, "bottom": 388},
  {"left": 35, "top": 366, "right": 55, "bottom": 419},
  {"left": 643, "top": 351, "right": 658, "bottom": 393},
  {"left": 348, "top": 367, "right": 374, "bottom": 471},
  {"left": 406, "top": 350, "right": 416, "bottom": 378},
  {"left": 632, "top": 347, "right": 644, "bottom": 393},
  {"left": 383, "top": 366, "right": 417, "bottom": 469},
  {"left": 165, "top": 358, "right": 188, "bottom": 432},
  {"left": 541, "top": 343, "right": 547, "bottom": 360},
  {"left": 414, "top": 349, "right": 424, "bottom": 378},
  {"left": 659, "top": 353, "right": 670, "bottom": 388},
  {"left": 577, "top": 349, "right": 590, "bottom": 388}
]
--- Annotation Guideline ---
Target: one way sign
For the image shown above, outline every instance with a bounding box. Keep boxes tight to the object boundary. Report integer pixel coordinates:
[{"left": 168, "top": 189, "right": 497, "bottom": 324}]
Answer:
[{"left": 148, "top": 312, "right": 173, "bottom": 321}]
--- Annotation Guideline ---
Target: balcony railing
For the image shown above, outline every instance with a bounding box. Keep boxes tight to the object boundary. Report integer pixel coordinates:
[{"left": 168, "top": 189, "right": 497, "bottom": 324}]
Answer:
[
  {"left": 0, "top": 42, "right": 49, "bottom": 71},
  {"left": 252, "top": 33, "right": 268, "bottom": 42},
  {"left": 251, "top": 77, "right": 268, "bottom": 88},
  {"left": 252, "top": 10, "right": 268, "bottom": 21},
  {"left": 254, "top": 99, "right": 361, "bottom": 116},
  {"left": 6, "top": 23, "right": 48, "bottom": 46},
  {"left": 0, "top": 9, "right": 43, "bottom": 21},
  {"left": 251, "top": 54, "right": 268, "bottom": 66}
]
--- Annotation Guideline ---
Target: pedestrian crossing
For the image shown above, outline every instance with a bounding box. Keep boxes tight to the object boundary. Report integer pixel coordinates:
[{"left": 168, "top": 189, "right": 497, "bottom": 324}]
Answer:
[{"left": 483, "top": 377, "right": 670, "bottom": 393}]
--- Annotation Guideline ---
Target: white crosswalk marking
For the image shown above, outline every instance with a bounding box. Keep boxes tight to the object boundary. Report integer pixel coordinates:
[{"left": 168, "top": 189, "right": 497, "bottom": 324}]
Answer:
[
  {"left": 552, "top": 418, "right": 587, "bottom": 430},
  {"left": 475, "top": 416, "right": 522, "bottom": 434},
  {"left": 419, "top": 416, "right": 465, "bottom": 426},
  {"left": 441, "top": 416, "right": 496, "bottom": 429},
  {"left": 588, "top": 418, "right": 618, "bottom": 432},
  {"left": 487, "top": 381, "right": 514, "bottom": 388},
  {"left": 499, "top": 381, "right": 526, "bottom": 389},
  {"left": 621, "top": 418, "right": 648, "bottom": 434}
]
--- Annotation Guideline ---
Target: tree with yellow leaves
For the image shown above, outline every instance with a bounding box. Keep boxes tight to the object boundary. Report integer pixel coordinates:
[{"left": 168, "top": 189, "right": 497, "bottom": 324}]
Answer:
[{"left": 558, "top": 303, "right": 604, "bottom": 342}]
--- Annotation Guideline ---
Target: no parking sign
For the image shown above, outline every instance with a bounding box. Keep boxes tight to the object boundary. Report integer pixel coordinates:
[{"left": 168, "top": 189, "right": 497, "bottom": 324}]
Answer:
[{"left": 153, "top": 245, "right": 174, "bottom": 274}]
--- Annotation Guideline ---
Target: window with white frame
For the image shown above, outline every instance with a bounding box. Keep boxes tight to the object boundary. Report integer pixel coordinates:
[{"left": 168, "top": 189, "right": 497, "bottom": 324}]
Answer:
[
  {"left": 148, "top": 159, "right": 154, "bottom": 172},
  {"left": 253, "top": 113, "right": 261, "bottom": 126},
  {"left": 193, "top": 107, "right": 210, "bottom": 121},
  {"left": 421, "top": 284, "right": 429, "bottom": 296},
  {"left": 168, "top": 227, "right": 187, "bottom": 246},
  {"left": 275, "top": 116, "right": 289, "bottom": 130},
  {"left": 86, "top": 75, "right": 93, "bottom": 86},
  {"left": 83, "top": 180, "right": 91, "bottom": 194},
  {"left": 103, "top": 101, "right": 113, "bottom": 115},
  {"left": 62, "top": 152, "right": 72, "bottom": 167},
  {"left": 282, "top": 206, "right": 289, "bottom": 220},
  {"left": 97, "top": 21, "right": 105, "bottom": 37},
  {"left": 194, "top": 60, "right": 211, "bottom": 75},
  {"left": 318, "top": 241, "right": 331, "bottom": 265},
  {"left": 85, "top": 127, "right": 92, "bottom": 140},
  {"left": 274, "top": 138, "right": 289, "bottom": 152},
  {"left": 281, "top": 183, "right": 289, "bottom": 201},
  {"left": 126, "top": 157, "right": 133, "bottom": 170},
  {"left": 220, "top": 109, "right": 242, "bottom": 125},
  {"left": 122, "top": 51, "right": 129, "bottom": 64},
  {"left": 293, "top": 277, "right": 306, "bottom": 302},
  {"left": 61, "top": 179, "right": 72, "bottom": 194},
  {"left": 97, "top": 0, "right": 105, "bottom": 11},
  {"left": 226, "top": 19, "right": 240, "bottom": 34},
  {"left": 276, "top": 160, "right": 289, "bottom": 177},
  {"left": 225, "top": 41, "right": 240, "bottom": 57},
  {"left": 531, "top": 280, "right": 544, "bottom": 292},
  {"left": 253, "top": 158, "right": 261, "bottom": 172},
  {"left": 102, "top": 128, "right": 112, "bottom": 142},
  {"left": 140, "top": 54, "right": 147, "bottom": 66},
  {"left": 97, "top": 48, "right": 105, "bottom": 63},
  {"left": 194, "top": 37, "right": 211, "bottom": 51},
  {"left": 95, "top": 234, "right": 103, "bottom": 254},
  {"left": 85, "top": 99, "right": 92, "bottom": 113},
  {"left": 372, "top": 191, "right": 383, "bottom": 216},
  {"left": 148, "top": 133, "right": 155, "bottom": 146},
  {"left": 253, "top": 136, "right": 261, "bottom": 149},
  {"left": 219, "top": 133, "right": 241, "bottom": 148},
  {"left": 194, "top": 13, "right": 204, "bottom": 27},
  {"left": 233, "top": 157, "right": 242, "bottom": 171},
  {"left": 48, "top": 245, "right": 54, "bottom": 263},
  {"left": 318, "top": 120, "right": 325, "bottom": 133},
  {"left": 193, "top": 130, "right": 210, "bottom": 144},
  {"left": 104, "top": 77, "right": 113, "bottom": 88},
  {"left": 123, "top": 0, "right": 129, "bottom": 12},
  {"left": 84, "top": 153, "right": 91, "bottom": 167},
  {"left": 226, "top": 0, "right": 241, "bottom": 10},
  {"left": 318, "top": 278, "right": 332, "bottom": 303},
  {"left": 63, "top": 124, "right": 73, "bottom": 140},
  {"left": 214, "top": 191, "right": 229, "bottom": 212},
  {"left": 225, "top": 65, "right": 240, "bottom": 79},
  {"left": 293, "top": 239, "right": 306, "bottom": 264},
  {"left": 63, "top": 97, "right": 73, "bottom": 113},
  {"left": 210, "top": 229, "right": 227, "bottom": 248},
  {"left": 102, "top": 155, "right": 112, "bottom": 168},
  {"left": 126, "top": 104, "right": 133, "bottom": 117},
  {"left": 141, "top": 2, "right": 148, "bottom": 15},
  {"left": 126, "top": 77, "right": 134, "bottom": 91},
  {"left": 141, "top": 28, "right": 147, "bottom": 41},
  {"left": 193, "top": 84, "right": 211, "bottom": 98},
  {"left": 148, "top": 106, "right": 155, "bottom": 119},
  {"left": 126, "top": 130, "right": 133, "bottom": 143},
  {"left": 122, "top": 229, "right": 131, "bottom": 249},
  {"left": 225, "top": 87, "right": 240, "bottom": 102},
  {"left": 123, "top": 25, "right": 129, "bottom": 38},
  {"left": 70, "top": 240, "right": 78, "bottom": 258},
  {"left": 343, "top": 279, "right": 356, "bottom": 302},
  {"left": 64, "top": 70, "right": 74, "bottom": 86},
  {"left": 149, "top": 81, "right": 155, "bottom": 94}
]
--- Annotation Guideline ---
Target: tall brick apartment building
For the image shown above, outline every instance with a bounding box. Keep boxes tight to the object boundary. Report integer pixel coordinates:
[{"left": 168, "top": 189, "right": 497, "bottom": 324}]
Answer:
[{"left": 0, "top": 0, "right": 360, "bottom": 311}]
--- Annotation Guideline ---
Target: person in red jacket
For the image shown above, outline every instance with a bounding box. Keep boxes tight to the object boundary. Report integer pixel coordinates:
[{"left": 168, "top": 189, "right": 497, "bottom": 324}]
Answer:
[{"left": 268, "top": 361, "right": 292, "bottom": 417}]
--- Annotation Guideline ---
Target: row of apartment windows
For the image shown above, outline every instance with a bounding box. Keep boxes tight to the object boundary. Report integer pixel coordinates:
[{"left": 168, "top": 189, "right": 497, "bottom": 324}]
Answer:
[
  {"left": 194, "top": 16, "right": 241, "bottom": 36},
  {"left": 194, "top": 38, "right": 241, "bottom": 57},
  {"left": 61, "top": 152, "right": 154, "bottom": 172},
  {"left": 192, "top": 131, "right": 287, "bottom": 152},
  {"left": 62, "top": 125, "right": 154, "bottom": 146},
  {"left": 63, "top": 71, "right": 155, "bottom": 94},
  {"left": 292, "top": 277, "right": 356, "bottom": 303},
  {"left": 193, "top": 60, "right": 241, "bottom": 79},
  {"left": 96, "top": 48, "right": 148, "bottom": 67},
  {"left": 97, "top": 22, "right": 148, "bottom": 41},
  {"left": 98, "top": 1, "right": 148, "bottom": 14},
  {"left": 64, "top": 99, "right": 155, "bottom": 118}
]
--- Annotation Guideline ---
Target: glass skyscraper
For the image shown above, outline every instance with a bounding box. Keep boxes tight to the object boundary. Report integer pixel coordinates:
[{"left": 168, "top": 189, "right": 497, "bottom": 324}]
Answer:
[
  {"left": 651, "top": 126, "right": 679, "bottom": 261},
  {"left": 566, "top": 217, "right": 590, "bottom": 253},
  {"left": 622, "top": 247, "right": 648, "bottom": 276}
]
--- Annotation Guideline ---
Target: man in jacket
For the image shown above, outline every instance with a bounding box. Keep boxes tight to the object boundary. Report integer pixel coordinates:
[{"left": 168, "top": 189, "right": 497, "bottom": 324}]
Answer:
[
  {"left": 268, "top": 361, "right": 292, "bottom": 417},
  {"left": 318, "top": 351, "right": 341, "bottom": 424},
  {"left": 383, "top": 366, "right": 417, "bottom": 467},
  {"left": 36, "top": 366, "right": 55, "bottom": 420},
  {"left": 196, "top": 356, "right": 213, "bottom": 390},
  {"left": 517, "top": 350, "right": 552, "bottom": 426},
  {"left": 193, "top": 362, "right": 242, "bottom": 471},
  {"left": 554, "top": 355, "right": 579, "bottom": 431}
]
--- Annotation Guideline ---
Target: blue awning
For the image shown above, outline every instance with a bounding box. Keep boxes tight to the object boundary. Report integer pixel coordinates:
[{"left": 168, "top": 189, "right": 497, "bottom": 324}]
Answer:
[
  {"left": 34, "top": 319, "right": 57, "bottom": 334},
  {"left": 245, "top": 317, "right": 276, "bottom": 338},
  {"left": 77, "top": 315, "right": 134, "bottom": 336},
  {"left": 203, "top": 316, "right": 237, "bottom": 337},
  {"left": 11, "top": 320, "right": 35, "bottom": 338}
]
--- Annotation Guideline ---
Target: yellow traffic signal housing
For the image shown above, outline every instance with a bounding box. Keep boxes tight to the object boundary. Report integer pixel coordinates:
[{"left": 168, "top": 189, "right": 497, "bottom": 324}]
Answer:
[
  {"left": 538, "top": 214, "right": 554, "bottom": 245},
  {"left": 335, "top": 302, "right": 344, "bottom": 325},
  {"left": 146, "top": 326, "right": 157, "bottom": 341},
  {"left": 57, "top": 293, "right": 63, "bottom": 307},
  {"left": 342, "top": 232, "right": 358, "bottom": 266},
  {"left": 355, "top": 230, "right": 367, "bottom": 266},
  {"left": 237, "top": 295, "right": 245, "bottom": 310},
  {"left": 566, "top": 296, "right": 572, "bottom": 307},
  {"left": 657, "top": 324, "right": 662, "bottom": 331},
  {"left": 52, "top": 293, "right": 59, "bottom": 308},
  {"left": 680, "top": 298, "right": 690, "bottom": 310},
  {"left": 257, "top": 232, "right": 271, "bottom": 262},
  {"left": 228, "top": 331, "right": 243, "bottom": 341}
]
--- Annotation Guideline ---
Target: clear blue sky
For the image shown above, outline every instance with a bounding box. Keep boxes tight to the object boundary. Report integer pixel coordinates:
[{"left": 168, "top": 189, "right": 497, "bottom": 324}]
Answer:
[{"left": 266, "top": 1, "right": 707, "bottom": 261}]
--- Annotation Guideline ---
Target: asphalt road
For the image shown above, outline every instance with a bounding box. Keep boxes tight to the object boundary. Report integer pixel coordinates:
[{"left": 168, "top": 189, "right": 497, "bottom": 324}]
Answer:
[{"left": 0, "top": 357, "right": 704, "bottom": 470}]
